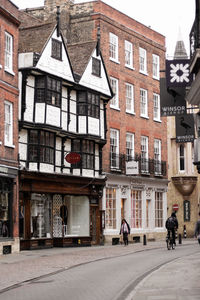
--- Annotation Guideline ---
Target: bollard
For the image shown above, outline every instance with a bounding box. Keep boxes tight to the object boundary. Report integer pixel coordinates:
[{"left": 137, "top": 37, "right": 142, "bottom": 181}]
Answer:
[
  {"left": 178, "top": 233, "right": 182, "bottom": 244},
  {"left": 183, "top": 225, "right": 187, "bottom": 238},
  {"left": 143, "top": 234, "right": 147, "bottom": 245}
]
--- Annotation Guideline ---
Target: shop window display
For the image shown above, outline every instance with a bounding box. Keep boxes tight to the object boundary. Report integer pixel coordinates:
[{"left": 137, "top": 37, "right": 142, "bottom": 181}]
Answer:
[
  {"left": 0, "top": 179, "right": 12, "bottom": 238},
  {"left": 53, "top": 195, "right": 90, "bottom": 237},
  {"left": 31, "top": 194, "right": 52, "bottom": 238}
]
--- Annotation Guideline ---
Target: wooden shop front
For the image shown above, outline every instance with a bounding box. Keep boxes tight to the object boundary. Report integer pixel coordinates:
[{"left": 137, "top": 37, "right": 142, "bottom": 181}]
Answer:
[{"left": 19, "top": 171, "right": 104, "bottom": 250}]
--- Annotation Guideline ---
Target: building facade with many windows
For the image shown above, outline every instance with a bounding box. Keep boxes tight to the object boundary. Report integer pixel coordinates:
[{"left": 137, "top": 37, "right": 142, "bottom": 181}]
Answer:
[
  {"left": 0, "top": 0, "right": 20, "bottom": 254},
  {"left": 19, "top": 0, "right": 168, "bottom": 244}
]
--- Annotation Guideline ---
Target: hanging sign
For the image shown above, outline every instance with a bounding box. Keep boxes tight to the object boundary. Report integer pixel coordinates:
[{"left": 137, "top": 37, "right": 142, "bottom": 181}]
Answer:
[
  {"left": 176, "top": 114, "right": 195, "bottom": 143},
  {"left": 160, "top": 78, "right": 186, "bottom": 117},
  {"left": 166, "top": 59, "right": 192, "bottom": 87},
  {"left": 65, "top": 152, "right": 81, "bottom": 164},
  {"left": 126, "top": 161, "right": 139, "bottom": 175}
]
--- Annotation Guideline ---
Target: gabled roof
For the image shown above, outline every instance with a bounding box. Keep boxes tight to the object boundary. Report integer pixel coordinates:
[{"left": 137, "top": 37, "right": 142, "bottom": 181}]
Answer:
[
  {"left": 19, "top": 22, "right": 56, "bottom": 54},
  {"left": 67, "top": 41, "right": 97, "bottom": 80}
]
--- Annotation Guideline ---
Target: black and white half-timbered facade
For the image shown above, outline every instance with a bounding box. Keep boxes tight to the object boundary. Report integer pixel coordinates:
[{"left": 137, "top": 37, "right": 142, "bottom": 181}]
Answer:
[{"left": 18, "top": 20, "right": 112, "bottom": 249}]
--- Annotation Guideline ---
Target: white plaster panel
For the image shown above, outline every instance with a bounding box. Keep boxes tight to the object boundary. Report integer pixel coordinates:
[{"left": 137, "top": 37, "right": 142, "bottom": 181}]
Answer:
[
  {"left": 19, "top": 52, "right": 34, "bottom": 68},
  {"left": 36, "top": 31, "right": 74, "bottom": 83},
  {"left": 64, "top": 139, "right": 71, "bottom": 152},
  {"left": 95, "top": 171, "right": 99, "bottom": 178},
  {"left": 62, "top": 97, "right": 67, "bottom": 112},
  {"left": 27, "top": 75, "right": 35, "bottom": 88},
  {"left": 70, "top": 90, "right": 76, "bottom": 101},
  {"left": 18, "top": 72, "right": 22, "bottom": 120},
  {"left": 73, "top": 169, "right": 80, "bottom": 176},
  {"left": 69, "top": 115, "right": 77, "bottom": 132},
  {"left": 19, "top": 144, "right": 27, "bottom": 160},
  {"left": 78, "top": 116, "right": 86, "bottom": 134},
  {"left": 82, "top": 169, "right": 93, "bottom": 177},
  {"left": 35, "top": 103, "right": 45, "bottom": 123},
  {"left": 29, "top": 163, "right": 38, "bottom": 171},
  {"left": 19, "top": 129, "right": 27, "bottom": 143},
  {"left": 95, "top": 144, "right": 99, "bottom": 155},
  {"left": 56, "top": 167, "right": 61, "bottom": 173},
  {"left": 24, "top": 84, "right": 34, "bottom": 122},
  {"left": 62, "top": 112, "right": 68, "bottom": 131},
  {"left": 95, "top": 157, "right": 99, "bottom": 170},
  {"left": 63, "top": 168, "right": 70, "bottom": 174},
  {"left": 62, "top": 86, "right": 68, "bottom": 98},
  {"left": 70, "top": 100, "right": 76, "bottom": 114},
  {"left": 20, "top": 161, "right": 26, "bottom": 168},
  {"left": 40, "top": 164, "right": 54, "bottom": 173},
  {"left": 88, "top": 118, "right": 99, "bottom": 135},
  {"left": 46, "top": 105, "right": 60, "bottom": 127},
  {"left": 56, "top": 137, "right": 62, "bottom": 150},
  {"left": 56, "top": 150, "right": 61, "bottom": 166},
  {"left": 100, "top": 110, "right": 105, "bottom": 139},
  {"left": 79, "top": 50, "right": 111, "bottom": 96}
]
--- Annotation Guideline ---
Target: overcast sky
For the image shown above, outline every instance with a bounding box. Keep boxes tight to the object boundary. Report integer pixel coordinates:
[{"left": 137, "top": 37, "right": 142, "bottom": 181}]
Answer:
[{"left": 12, "top": 0, "right": 195, "bottom": 58}]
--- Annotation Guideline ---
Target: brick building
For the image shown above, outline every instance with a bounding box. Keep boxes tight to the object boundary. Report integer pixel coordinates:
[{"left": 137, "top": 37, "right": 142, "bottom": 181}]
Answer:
[
  {"left": 0, "top": 0, "right": 20, "bottom": 254},
  {"left": 19, "top": 0, "right": 168, "bottom": 244}
]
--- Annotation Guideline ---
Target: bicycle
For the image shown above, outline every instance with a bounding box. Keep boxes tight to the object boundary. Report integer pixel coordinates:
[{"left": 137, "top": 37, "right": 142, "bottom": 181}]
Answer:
[{"left": 166, "top": 231, "right": 175, "bottom": 250}]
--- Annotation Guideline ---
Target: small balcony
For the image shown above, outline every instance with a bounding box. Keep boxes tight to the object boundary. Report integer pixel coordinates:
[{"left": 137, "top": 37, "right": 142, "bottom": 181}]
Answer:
[{"left": 105, "top": 153, "right": 167, "bottom": 178}]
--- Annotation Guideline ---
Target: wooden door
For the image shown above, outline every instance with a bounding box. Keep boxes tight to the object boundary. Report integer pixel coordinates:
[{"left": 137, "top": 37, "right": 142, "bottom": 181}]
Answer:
[{"left": 90, "top": 206, "right": 100, "bottom": 245}]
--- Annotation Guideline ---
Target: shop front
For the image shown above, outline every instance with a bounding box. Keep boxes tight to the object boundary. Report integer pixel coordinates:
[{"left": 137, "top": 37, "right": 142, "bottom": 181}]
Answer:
[{"left": 19, "top": 171, "right": 104, "bottom": 250}]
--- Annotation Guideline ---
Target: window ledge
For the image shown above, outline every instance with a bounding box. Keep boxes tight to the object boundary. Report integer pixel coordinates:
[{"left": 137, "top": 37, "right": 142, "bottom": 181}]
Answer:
[
  {"left": 109, "top": 58, "right": 120, "bottom": 64},
  {"left": 139, "top": 71, "right": 148, "bottom": 76},
  {"left": 153, "top": 118, "right": 162, "bottom": 123},
  {"left": 153, "top": 76, "right": 160, "bottom": 81},
  {"left": 4, "top": 68, "right": 15, "bottom": 76},
  {"left": 0, "top": 65, "right": 2, "bottom": 69},
  {"left": 126, "top": 111, "right": 135, "bottom": 116},
  {"left": 125, "top": 65, "right": 135, "bottom": 70},
  {"left": 4, "top": 143, "right": 15, "bottom": 149},
  {"left": 0, "top": 141, "right": 2, "bottom": 146},
  {"left": 140, "top": 115, "right": 149, "bottom": 120},
  {"left": 110, "top": 106, "right": 120, "bottom": 111}
]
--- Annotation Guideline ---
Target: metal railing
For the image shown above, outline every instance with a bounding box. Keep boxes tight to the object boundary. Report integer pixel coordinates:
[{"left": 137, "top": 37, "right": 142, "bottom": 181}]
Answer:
[{"left": 107, "top": 153, "right": 167, "bottom": 177}]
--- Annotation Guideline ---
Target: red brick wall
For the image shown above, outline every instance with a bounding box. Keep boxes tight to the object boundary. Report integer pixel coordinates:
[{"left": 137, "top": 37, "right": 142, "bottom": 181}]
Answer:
[{"left": 92, "top": 1, "right": 167, "bottom": 176}]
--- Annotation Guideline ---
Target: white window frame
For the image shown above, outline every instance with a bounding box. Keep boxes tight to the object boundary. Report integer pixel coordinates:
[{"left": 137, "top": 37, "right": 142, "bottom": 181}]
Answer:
[
  {"left": 141, "top": 136, "right": 149, "bottom": 173},
  {"left": 106, "top": 187, "right": 117, "bottom": 229},
  {"left": 140, "top": 88, "right": 148, "bottom": 118},
  {"left": 4, "top": 101, "right": 14, "bottom": 147},
  {"left": 125, "top": 83, "right": 134, "bottom": 113},
  {"left": 110, "top": 129, "right": 119, "bottom": 169},
  {"left": 110, "top": 77, "right": 119, "bottom": 109},
  {"left": 139, "top": 47, "right": 147, "bottom": 74},
  {"left": 154, "top": 139, "right": 162, "bottom": 174},
  {"left": 131, "top": 190, "right": 142, "bottom": 228},
  {"left": 5, "top": 32, "right": 14, "bottom": 74},
  {"left": 152, "top": 54, "right": 160, "bottom": 80},
  {"left": 153, "top": 93, "right": 161, "bottom": 122},
  {"left": 155, "top": 192, "right": 163, "bottom": 228},
  {"left": 109, "top": 33, "right": 119, "bottom": 63},
  {"left": 125, "top": 40, "right": 133, "bottom": 68},
  {"left": 126, "top": 133, "right": 134, "bottom": 160}
]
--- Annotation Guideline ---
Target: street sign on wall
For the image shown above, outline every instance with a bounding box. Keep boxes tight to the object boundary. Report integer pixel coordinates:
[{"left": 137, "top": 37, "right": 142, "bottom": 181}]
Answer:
[{"left": 184, "top": 200, "right": 190, "bottom": 222}]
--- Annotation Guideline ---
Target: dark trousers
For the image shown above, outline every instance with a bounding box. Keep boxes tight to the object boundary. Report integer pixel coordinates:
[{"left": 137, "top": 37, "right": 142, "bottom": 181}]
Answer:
[
  {"left": 123, "top": 232, "right": 128, "bottom": 245},
  {"left": 168, "top": 229, "right": 175, "bottom": 244}
]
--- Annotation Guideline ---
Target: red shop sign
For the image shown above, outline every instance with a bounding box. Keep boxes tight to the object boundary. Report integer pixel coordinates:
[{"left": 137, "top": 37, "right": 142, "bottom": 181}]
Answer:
[{"left": 65, "top": 152, "right": 81, "bottom": 164}]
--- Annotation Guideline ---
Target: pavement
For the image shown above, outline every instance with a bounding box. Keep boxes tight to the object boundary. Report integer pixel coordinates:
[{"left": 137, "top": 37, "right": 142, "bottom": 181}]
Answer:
[{"left": 0, "top": 238, "right": 199, "bottom": 299}]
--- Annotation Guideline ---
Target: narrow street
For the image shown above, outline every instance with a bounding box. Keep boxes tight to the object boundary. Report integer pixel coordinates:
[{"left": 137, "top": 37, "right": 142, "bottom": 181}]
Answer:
[{"left": 0, "top": 240, "right": 199, "bottom": 300}]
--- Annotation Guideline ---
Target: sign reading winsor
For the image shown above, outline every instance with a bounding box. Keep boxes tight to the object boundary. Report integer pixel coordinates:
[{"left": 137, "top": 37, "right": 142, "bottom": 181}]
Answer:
[
  {"left": 160, "top": 78, "right": 186, "bottom": 117},
  {"left": 126, "top": 161, "right": 139, "bottom": 175}
]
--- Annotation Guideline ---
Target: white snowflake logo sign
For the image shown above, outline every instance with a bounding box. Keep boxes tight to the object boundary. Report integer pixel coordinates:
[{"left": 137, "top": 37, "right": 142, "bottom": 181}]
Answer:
[
  {"left": 170, "top": 63, "right": 189, "bottom": 83},
  {"left": 166, "top": 59, "right": 192, "bottom": 87}
]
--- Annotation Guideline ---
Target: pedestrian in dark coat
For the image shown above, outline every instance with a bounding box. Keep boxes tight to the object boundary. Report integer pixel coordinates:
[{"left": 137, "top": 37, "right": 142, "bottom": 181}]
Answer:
[
  {"left": 194, "top": 212, "right": 200, "bottom": 244},
  {"left": 120, "top": 219, "right": 130, "bottom": 246}
]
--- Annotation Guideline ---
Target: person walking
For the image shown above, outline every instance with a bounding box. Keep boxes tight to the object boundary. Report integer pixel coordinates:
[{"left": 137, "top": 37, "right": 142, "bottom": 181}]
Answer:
[
  {"left": 165, "top": 212, "right": 178, "bottom": 246},
  {"left": 194, "top": 212, "right": 200, "bottom": 244},
  {"left": 120, "top": 219, "right": 130, "bottom": 246}
]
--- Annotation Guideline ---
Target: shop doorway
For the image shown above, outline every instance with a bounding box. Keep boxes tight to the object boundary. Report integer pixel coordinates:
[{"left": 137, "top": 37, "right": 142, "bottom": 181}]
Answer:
[
  {"left": 121, "top": 198, "right": 127, "bottom": 220},
  {"left": 90, "top": 206, "right": 100, "bottom": 245}
]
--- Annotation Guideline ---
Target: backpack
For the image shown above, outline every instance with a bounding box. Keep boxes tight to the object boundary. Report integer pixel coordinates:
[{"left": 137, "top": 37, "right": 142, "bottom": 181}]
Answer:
[{"left": 167, "top": 216, "right": 176, "bottom": 229}]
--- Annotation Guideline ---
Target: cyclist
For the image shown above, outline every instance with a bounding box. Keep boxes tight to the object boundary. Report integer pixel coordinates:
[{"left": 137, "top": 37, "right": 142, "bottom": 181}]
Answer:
[{"left": 165, "top": 212, "right": 178, "bottom": 247}]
